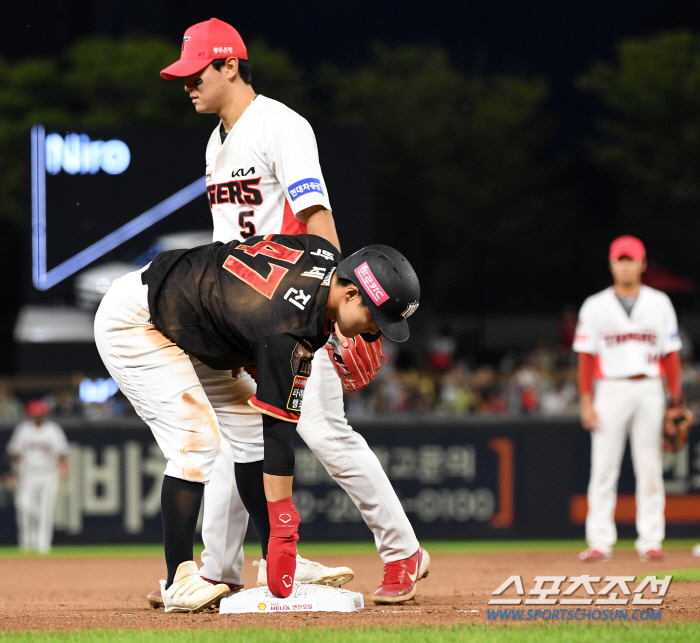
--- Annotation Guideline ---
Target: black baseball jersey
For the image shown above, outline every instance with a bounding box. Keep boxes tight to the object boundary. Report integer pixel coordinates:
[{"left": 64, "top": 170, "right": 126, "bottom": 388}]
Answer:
[{"left": 142, "top": 233, "right": 339, "bottom": 422}]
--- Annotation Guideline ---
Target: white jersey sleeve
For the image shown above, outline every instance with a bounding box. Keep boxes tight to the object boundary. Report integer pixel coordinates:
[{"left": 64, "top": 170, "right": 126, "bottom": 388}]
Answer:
[
  {"left": 659, "top": 293, "right": 682, "bottom": 355},
  {"left": 573, "top": 297, "right": 598, "bottom": 355},
  {"left": 262, "top": 109, "right": 331, "bottom": 218},
  {"left": 5, "top": 423, "right": 26, "bottom": 456}
]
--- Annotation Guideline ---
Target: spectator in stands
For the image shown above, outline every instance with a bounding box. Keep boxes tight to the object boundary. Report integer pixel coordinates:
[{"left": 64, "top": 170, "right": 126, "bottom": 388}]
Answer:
[
  {"left": 0, "top": 381, "right": 23, "bottom": 422},
  {"left": 439, "top": 365, "right": 475, "bottom": 414},
  {"left": 427, "top": 327, "right": 457, "bottom": 372}
]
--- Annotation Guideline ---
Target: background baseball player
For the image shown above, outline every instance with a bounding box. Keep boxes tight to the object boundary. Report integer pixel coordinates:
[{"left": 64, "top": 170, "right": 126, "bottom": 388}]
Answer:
[
  {"left": 149, "top": 17, "right": 429, "bottom": 606},
  {"left": 5, "top": 400, "right": 69, "bottom": 554},
  {"left": 574, "top": 235, "right": 694, "bottom": 562}
]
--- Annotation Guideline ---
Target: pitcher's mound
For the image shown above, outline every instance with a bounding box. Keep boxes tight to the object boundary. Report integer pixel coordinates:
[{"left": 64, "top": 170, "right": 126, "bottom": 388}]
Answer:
[{"left": 219, "top": 583, "right": 364, "bottom": 614}]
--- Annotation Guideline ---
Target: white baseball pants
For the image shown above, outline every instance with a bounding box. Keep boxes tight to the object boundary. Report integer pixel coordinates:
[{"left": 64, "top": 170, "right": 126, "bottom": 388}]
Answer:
[
  {"left": 94, "top": 269, "right": 261, "bottom": 484},
  {"left": 199, "top": 440, "right": 247, "bottom": 585},
  {"left": 586, "top": 378, "right": 666, "bottom": 554},
  {"left": 15, "top": 471, "right": 59, "bottom": 553}
]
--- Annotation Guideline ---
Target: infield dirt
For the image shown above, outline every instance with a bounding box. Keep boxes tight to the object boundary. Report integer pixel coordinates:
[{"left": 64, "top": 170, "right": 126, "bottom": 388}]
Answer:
[{"left": 1, "top": 550, "right": 698, "bottom": 630}]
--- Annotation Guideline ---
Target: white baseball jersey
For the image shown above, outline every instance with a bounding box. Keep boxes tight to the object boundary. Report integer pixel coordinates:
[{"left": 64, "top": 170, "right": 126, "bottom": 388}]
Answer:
[
  {"left": 6, "top": 420, "right": 69, "bottom": 474},
  {"left": 205, "top": 95, "right": 331, "bottom": 243},
  {"left": 573, "top": 285, "right": 681, "bottom": 378}
]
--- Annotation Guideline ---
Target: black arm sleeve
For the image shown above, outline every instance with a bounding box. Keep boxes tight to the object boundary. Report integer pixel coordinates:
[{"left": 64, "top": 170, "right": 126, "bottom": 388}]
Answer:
[{"left": 262, "top": 414, "right": 297, "bottom": 476}]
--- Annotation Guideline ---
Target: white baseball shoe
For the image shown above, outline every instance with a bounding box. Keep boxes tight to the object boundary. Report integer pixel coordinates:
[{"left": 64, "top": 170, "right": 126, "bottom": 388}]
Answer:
[
  {"left": 160, "top": 561, "right": 231, "bottom": 613},
  {"left": 254, "top": 555, "right": 354, "bottom": 588},
  {"left": 579, "top": 549, "right": 611, "bottom": 562}
]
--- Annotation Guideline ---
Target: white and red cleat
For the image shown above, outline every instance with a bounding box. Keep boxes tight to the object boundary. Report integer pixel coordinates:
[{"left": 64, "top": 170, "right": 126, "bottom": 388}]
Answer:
[
  {"left": 372, "top": 547, "right": 430, "bottom": 604},
  {"left": 147, "top": 578, "right": 243, "bottom": 609},
  {"left": 255, "top": 555, "right": 354, "bottom": 588},
  {"left": 640, "top": 549, "right": 665, "bottom": 562},
  {"left": 159, "top": 561, "right": 231, "bottom": 613},
  {"left": 579, "top": 549, "right": 611, "bottom": 562}
]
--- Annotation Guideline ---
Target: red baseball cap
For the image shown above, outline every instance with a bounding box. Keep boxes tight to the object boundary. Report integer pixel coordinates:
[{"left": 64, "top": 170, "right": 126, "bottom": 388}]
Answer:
[
  {"left": 609, "top": 235, "right": 646, "bottom": 262},
  {"left": 160, "top": 18, "right": 248, "bottom": 80},
  {"left": 26, "top": 400, "right": 50, "bottom": 418}
]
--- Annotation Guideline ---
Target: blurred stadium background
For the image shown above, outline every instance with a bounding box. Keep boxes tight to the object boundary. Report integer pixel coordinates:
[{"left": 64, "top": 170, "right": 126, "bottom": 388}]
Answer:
[{"left": 4, "top": 0, "right": 700, "bottom": 549}]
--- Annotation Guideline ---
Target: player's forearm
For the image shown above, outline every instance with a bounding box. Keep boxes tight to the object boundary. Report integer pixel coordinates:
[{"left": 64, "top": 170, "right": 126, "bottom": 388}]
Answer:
[
  {"left": 261, "top": 413, "right": 296, "bottom": 501},
  {"left": 577, "top": 352, "right": 596, "bottom": 397},
  {"left": 580, "top": 392, "right": 594, "bottom": 408},
  {"left": 302, "top": 206, "right": 341, "bottom": 252},
  {"left": 661, "top": 351, "right": 682, "bottom": 403}
]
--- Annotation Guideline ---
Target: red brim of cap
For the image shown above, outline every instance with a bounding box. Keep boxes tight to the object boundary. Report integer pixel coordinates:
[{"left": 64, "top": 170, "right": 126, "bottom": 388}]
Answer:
[
  {"left": 160, "top": 57, "right": 214, "bottom": 80},
  {"left": 610, "top": 249, "right": 645, "bottom": 261}
]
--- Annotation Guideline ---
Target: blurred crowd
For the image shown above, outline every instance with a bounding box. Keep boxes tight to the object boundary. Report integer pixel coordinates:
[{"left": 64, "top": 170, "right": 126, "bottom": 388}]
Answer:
[
  {"left": 3, "top": 320, "right": 700, "bottom": 422},
  {"left": 345, "top": 335, "right": 582, "bottom": 418}
]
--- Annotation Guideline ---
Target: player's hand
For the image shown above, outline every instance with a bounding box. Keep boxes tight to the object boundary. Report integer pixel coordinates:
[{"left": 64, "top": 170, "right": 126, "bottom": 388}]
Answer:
[
  {"left": 59, "top": 458, "right": 70, "bottom": 481},
  {"left": 580, "top": 396, "right": 598, "bottom": 431},
  {"left": 663, "top": 404, "right": 695, "bottom": 453}
]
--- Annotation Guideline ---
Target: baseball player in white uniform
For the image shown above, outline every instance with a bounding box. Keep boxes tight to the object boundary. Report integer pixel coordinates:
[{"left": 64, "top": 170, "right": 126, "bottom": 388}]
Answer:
[
  {"left": 574, "top": 235, "right": 693, "bottom": 562},
  {"left": 146, "top": 18, "right": 428, "bottom": 606},
  {"left": 5, "top": 400, "right": 69, "bottom": 553}
]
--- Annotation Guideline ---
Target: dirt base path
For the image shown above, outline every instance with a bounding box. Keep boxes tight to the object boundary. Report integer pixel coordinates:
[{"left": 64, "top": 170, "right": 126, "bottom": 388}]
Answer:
[{"left": 1, "top": 550, "right": 698, "bottom": 630}]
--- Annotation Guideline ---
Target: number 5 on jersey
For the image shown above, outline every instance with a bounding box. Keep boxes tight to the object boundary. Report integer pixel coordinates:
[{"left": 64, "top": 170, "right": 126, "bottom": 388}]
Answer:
[
  {"left": 239, "top": 210, "right": 256, "bottom": 239},
  {"left": 223, "top": 237, "right": 303, "bottom": 299}
]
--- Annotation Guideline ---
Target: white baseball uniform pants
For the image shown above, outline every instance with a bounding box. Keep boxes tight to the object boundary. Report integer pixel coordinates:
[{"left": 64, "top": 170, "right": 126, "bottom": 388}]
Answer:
[
  {"left": 15, "top": 471, "right": 59, "bottom": 553},
  {"left": 94, "top": 269, "right": 261, "bottom": 486},
  {"left": 586, "top": 378, "right": 666, "bottom": 554}
]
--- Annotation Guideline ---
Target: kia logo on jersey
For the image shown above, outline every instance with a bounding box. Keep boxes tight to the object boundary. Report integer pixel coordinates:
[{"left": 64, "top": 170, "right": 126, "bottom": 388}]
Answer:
[{"left": 232, "top": 167, "right": 255, "bottom": 177}]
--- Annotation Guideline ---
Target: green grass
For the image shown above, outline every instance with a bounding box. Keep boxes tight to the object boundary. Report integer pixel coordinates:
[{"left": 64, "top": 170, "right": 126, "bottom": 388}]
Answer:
[
  {"left": 0, "top": 539, "right": 697, "bottom": 560},
  {"left": 657, "top": 567, "right": 700, "bottom": 582},
  {"left": 0, "top": 625, "right": 696, "bottom": 643}
]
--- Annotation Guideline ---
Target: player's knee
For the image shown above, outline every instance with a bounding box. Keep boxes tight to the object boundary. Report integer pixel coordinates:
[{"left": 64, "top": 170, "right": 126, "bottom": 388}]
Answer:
[{"left": 298, "top": 414, "right": 357, "bottom": 447}]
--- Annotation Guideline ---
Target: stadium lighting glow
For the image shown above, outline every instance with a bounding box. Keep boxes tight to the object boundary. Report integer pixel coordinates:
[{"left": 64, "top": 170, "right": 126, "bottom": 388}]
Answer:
[
  {"left": 79, "top": 378, "right": 120, "bottom": 404},
  {"left": 45, "top": 132, "right": 131, "bottom": 175},
  {"left": 31, "top": 124, "right": 207, "bottom": 291}
]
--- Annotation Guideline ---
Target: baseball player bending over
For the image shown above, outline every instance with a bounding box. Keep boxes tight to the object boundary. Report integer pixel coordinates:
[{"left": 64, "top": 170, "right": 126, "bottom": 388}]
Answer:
[
  {"left": 574, "top": 235, "right": 694, "bottom": 562},
  {"left": 147, "top": 18, "right": 429, "bottom": 607},
  {"left": 95, "top": 234, "right": 420, "bottom": 611},
  {"left": 5, "top": 400, "right": 69, "bottom": 554}
]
